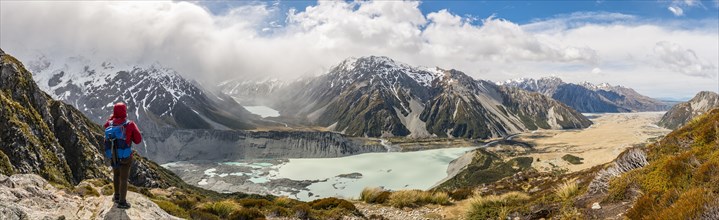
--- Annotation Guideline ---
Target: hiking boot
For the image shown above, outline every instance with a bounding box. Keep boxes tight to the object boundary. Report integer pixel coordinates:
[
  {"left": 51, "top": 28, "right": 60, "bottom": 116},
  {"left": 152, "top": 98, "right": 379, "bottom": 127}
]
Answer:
[
  {"left": 113, "top": 194, "right": 120, "bottom": 203},
  {"left": 117, "top": 201, "right": 131, "bottom": 209}
]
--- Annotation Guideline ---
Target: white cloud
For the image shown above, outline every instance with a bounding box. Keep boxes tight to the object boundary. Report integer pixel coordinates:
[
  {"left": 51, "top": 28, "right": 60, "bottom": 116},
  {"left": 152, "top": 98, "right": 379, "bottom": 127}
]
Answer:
[
  {"left": 653, "top": 41, "right": 717, "bottom": 77},
  {"left": 0, "top": 1, "right": 717, "bottom": 98},
  {"left": 591, "top": 67, "right": 602, "bottom": 74},
  {"left": 667, "top": 0, "right": 706, "bottom": 16},
  {"left": 668, "top": 6, "right": 684, "bottom": 16}
]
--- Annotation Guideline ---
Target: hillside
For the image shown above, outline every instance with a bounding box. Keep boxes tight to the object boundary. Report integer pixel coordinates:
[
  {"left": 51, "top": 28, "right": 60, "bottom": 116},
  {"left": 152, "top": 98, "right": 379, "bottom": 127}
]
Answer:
[
  {"left": 1, "top": 49, "right": 175, "bottom": 187},
  {"left": 428, "top": 108, "right": 719, "bottom": 219},
  {"left": 658, "top": 91, "right": 719, "bottom": 129},
  {"left": 500, "top": 77, "right": 668, "bottom": 113}
]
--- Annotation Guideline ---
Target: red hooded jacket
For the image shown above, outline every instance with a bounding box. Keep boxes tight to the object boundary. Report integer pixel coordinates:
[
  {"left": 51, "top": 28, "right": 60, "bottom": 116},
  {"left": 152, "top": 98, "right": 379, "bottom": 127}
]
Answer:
[{"left": 103, "top": 102, "right": 142, "bottom": 145}]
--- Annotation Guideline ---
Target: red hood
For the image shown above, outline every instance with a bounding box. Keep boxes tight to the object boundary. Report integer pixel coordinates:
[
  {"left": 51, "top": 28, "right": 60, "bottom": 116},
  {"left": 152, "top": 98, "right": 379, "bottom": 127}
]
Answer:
[{"left": 111, "top": 102, "right": 127, "bottom": 124}]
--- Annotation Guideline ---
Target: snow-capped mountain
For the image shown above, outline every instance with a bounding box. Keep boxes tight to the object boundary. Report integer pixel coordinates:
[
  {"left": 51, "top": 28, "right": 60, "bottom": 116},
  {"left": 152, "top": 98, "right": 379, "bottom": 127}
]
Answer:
[
  {"left": 226, "top": 56, "right": 592, "bottom": 138},
  {"left": 218, "top": 78, "right": 287, "bottom": 106},
  {"left": 500, "top": 77, "right": 668, "bottom": 113},
  {"left": 28, "top": 55, "right": 260, "bottom": 135},
  {"left": 658, "top": 91, "right": 719, "bottom": 129}
]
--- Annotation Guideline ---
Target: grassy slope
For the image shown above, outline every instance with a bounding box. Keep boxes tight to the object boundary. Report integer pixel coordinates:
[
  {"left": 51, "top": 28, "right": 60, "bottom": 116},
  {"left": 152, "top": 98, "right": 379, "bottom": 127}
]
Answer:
[{"left": 620, "top": 108, "right": 719, "bottom": 219}]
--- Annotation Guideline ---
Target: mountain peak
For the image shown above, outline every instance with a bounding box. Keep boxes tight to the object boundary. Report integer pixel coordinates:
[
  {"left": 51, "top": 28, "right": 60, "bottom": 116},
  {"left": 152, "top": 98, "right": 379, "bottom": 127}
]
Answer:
[{"left": 695, "top": 91, "right": 719, "bottom": 98}]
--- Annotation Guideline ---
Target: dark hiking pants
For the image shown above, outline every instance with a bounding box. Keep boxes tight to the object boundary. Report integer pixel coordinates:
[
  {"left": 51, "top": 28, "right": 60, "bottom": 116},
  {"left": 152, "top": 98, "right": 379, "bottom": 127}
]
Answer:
[{"left": 113, "top": 157, "right": 133, "bottom": 203}]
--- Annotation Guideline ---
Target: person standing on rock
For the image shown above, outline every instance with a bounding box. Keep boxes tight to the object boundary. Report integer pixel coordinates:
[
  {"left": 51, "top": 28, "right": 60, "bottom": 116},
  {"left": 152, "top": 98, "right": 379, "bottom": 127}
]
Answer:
[{"left": 103, "top": 102, "right": 142, "bottom": 209}]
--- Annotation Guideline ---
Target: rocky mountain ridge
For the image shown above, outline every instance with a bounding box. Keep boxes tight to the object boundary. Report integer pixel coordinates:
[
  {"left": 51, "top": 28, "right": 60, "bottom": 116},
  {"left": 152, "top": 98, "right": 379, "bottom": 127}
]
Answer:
[
  {"left": 499, "top": 76, "right": 668, "bottom": 113},
  {"left": 28, "top": 54, "right": 264, "bottom": 136},
  {"left": 658, "top": 91, "right": 719, "bottom": 129},
  {"left": 223, "top": 56, "right": 592, "bottom": 139}
]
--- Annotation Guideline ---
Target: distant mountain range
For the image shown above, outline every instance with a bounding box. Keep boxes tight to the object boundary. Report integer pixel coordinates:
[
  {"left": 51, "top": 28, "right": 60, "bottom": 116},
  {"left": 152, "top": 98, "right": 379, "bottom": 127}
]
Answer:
[
  {"left": 658, "top": 91, "right": 719, "bottom": 129},
  {"left": 221, "top": 56, "right": 592, "bottom": 139},
  {"left": 498, "top": 77, "right": 669, "bottom": 113}
]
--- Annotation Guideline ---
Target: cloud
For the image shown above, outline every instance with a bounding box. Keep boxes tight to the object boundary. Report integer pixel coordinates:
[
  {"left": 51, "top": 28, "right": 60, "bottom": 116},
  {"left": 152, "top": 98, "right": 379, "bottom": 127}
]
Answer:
[
  {"left": 591, "top": 67, "right": 602, "bottom": 74},
  {"left": 0, "top": 1, "right": 598, "bottom": 82},
  {"left": 666, "top": 0, "right": 705, "bottom": 16},
  {"left": 421, "top": 10, "right": 598, "bottom": 63},
  {"left": 668, "top": 6, "right": 684, "bottom": 16},
  {"left": 653, "top": 41, "right": 717, "bottom": 77},
  {"left": 0, "top": 1, "right": 717, "bottom": 98}
]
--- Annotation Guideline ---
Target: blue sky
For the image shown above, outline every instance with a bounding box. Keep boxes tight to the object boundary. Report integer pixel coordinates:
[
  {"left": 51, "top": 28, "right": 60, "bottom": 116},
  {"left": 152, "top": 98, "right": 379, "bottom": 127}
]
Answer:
[{"left": 199, "top": 0, "right": 719, "bottom": 24}]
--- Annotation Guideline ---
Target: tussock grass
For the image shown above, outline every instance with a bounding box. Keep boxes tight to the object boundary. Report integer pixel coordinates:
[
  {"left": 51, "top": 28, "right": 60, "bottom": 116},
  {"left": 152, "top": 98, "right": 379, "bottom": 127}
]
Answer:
[
  {"left": 387, "top": 190, "right": 452, "bottom": 208},
  {"left": 555, "top": 179, "right": 579, "bottom": 203},
  {"left": 360, "top": 187, "right": 390, "bottom": 204},
  {"left": 151, "top": 199, "right": 190, "bottom": 218},
  {"left": 100, "top": 184, "right": 113, "bottom": 196},
  {"left": 74, "top": 184, "right": 100, "bottom": 197},
  {"left": 273, "top": 196, "right": 294, "bottom": 208},
  {"left": 465, "top": 192, "right": 529, "bottom": 220},
  {"left": 228, "top": 208, "right": 265, "bottom": 220},
  {"left": 448, "top": 188, "right": 474, "bottom": 201},
  {"left": 197, "top": 200, "right": 242, "bottom": 218}
]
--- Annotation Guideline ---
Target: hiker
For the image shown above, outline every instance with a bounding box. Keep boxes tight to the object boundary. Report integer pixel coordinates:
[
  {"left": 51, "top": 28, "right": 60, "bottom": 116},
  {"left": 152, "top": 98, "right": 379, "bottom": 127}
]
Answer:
[{"left": 103, "top": 102, "right": 142, "bottom": 209}]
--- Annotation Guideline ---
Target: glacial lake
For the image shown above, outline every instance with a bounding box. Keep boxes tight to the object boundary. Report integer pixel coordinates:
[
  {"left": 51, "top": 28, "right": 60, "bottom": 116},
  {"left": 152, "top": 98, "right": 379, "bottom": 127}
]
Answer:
[
  {"left": 163, "top": 147, "right": 476, "bottom": 201},
  {"left": 243, "top": 105, "right": 280, "bottom": 118}
]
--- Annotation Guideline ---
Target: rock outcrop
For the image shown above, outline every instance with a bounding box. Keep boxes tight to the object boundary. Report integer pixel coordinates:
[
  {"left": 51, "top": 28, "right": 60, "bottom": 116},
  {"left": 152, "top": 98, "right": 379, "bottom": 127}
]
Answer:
[
  {"left": 658, "top": 91, "right": 719, "bottom": 129},
  {"left": 0, "top": 174, "right": 180, "bottom": 220}
]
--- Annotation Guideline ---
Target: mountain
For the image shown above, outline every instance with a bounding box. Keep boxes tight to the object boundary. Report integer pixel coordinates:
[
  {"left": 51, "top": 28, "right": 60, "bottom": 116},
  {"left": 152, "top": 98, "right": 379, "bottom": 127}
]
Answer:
[
  {"left": 234, "top": 56, "right": 592, "bottom": 139},
  {"left": 0, "top": 49, "right": 184, "bottom": 188},
  {"left": 499, "top": 77, "right": 668, "bottom": 113},
  {"left": 658, "top": 91, "right": 719, "bottom": 129},
  {"left": 218, "top": 78, "right": 286, "bottom": 106},
  {"left": 27, "top": 55, "right": 262, "bottom": 136}
]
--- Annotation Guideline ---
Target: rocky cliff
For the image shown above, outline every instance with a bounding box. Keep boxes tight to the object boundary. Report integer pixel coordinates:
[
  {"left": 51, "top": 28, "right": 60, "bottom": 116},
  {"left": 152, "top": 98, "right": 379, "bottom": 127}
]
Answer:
[
  {"left": 658, "top": 91, "right": 719, "bottom": 129},
  {"left": 143, "top": 129, "right": 387, "bottom": 163}
]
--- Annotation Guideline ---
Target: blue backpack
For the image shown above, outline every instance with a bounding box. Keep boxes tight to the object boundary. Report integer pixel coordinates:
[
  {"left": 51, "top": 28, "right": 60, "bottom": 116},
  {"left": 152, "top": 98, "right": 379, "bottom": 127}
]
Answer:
[{"left": 104, "top": 120, "right": 132, "bottom": 167}]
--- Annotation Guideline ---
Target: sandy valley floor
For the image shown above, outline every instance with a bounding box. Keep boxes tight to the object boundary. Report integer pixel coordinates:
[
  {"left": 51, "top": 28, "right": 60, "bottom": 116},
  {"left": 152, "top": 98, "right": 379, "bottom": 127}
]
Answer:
[{"left": 512, "top": 112, "right": 670, "bottom": 172}]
